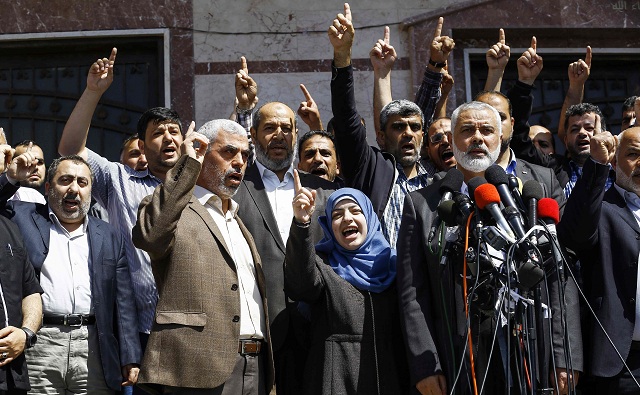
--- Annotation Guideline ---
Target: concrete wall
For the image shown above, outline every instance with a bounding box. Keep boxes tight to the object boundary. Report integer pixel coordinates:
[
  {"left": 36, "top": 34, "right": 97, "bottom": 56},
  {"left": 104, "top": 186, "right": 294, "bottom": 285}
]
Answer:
[{"left": 192, "top": 0, "right": 467, "bottom": 143}]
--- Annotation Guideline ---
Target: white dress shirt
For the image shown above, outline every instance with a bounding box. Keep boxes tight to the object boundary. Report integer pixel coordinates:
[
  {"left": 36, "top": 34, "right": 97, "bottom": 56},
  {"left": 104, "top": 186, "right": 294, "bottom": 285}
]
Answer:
[
  {"left": 40, "top": 210, "right": 92, "bottom": 315},
  {"left": 255, "top": 161, "right": 295, "bottom": 244},
  {"left": 193, "top": 186, "right": 266, "bottom": 339}
]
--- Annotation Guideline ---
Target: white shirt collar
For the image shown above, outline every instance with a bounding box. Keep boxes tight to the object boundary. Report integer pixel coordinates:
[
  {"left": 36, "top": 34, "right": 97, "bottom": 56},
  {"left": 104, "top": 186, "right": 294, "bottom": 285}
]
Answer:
[
  {"left": 255, "top": 160, "right": 294, "bottom": 183},
  {"left": 192, "top": 185, "right": 239, "bottom": 216}
]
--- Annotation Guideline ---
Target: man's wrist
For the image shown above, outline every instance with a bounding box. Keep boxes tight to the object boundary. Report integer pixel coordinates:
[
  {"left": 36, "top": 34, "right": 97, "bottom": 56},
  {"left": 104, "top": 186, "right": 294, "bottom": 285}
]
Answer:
[{"left": 333, "top": 51, "right": 352, "bottom": 69}]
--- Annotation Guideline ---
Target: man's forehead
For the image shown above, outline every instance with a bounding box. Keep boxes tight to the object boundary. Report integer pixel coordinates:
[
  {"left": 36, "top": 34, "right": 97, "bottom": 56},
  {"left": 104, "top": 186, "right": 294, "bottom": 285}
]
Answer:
[
  {"left": 429, "top": 119, "right": 451, "bottom": 134},
  {"left": 458, "top": 109, "right": 495, "bottom": 123},
  {"left": 621, "top": 128, "right": 640, "bottom": 147},
  {"left": 55, "top": 161, "right": 91, "bottom": 177},
  {"left": 260, "top": 103, "right": 295, "bottom": 120},
  {"left": 568, "top": 112, "right": 596, "bottom": 124},
  {"left": 303, "top": 135, "right": 334, "bottom": 149},
  {"left": 389, "top": 114, "right": 422, "bottom": 123}
]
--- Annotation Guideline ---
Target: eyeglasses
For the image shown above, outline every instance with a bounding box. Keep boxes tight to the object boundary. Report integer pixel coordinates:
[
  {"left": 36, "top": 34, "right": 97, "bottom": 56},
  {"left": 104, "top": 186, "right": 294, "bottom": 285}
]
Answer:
[{"left": 429, "top": 133, "right": 447, "bottom": 145}]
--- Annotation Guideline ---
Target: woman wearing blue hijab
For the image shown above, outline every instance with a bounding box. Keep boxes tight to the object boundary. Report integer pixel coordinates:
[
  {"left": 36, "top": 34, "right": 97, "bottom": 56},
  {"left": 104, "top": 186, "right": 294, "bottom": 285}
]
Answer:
[{"left": 284, "top": 171, "right": 409, "bottom": 395}]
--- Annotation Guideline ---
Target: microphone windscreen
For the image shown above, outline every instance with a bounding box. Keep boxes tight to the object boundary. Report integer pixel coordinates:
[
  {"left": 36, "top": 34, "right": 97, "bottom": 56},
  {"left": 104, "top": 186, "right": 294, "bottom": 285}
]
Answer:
[
  {"left": 474, "top": 184, "right": 501, "bottom": 210},
  {"left": 468, "top": 176, "right": 487, "bottom": 200},
  {"left": 439, "top": 168, "right": 464, "bottom": 195},
  {"left": 485, "top": 164, "right": 509, "bottom": 186},
  {"left": 522, "top": 180, "right": 544, "bottom": 201},
  {"left": 437, "top": 200, "right": 458, "bottom": 227},
  {"left": 537, "top": 198, "right": 560, "bottom": 224}
]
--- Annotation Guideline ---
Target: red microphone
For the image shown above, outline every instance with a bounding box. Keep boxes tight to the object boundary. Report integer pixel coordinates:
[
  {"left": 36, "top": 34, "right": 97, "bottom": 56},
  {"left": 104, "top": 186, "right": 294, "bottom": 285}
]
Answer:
[
  {"left": 537, "top": 198, "right": 560, "bottom": 225},
  {"left": 474, "top": 184, "right": 515, "bottom": 239}
]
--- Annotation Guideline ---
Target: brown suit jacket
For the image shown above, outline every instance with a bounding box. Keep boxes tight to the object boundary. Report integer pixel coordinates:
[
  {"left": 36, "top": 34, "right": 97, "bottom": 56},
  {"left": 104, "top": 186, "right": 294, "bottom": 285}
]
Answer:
[{"left": 132, "top": 155, "right": 274, "bottom": 391}]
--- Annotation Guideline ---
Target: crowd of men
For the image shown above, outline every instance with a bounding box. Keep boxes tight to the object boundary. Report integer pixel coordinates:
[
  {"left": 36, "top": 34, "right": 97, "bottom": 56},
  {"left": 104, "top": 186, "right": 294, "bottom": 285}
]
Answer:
[{"left": 1, "top": 2, "right": 640, "bottom": 395}]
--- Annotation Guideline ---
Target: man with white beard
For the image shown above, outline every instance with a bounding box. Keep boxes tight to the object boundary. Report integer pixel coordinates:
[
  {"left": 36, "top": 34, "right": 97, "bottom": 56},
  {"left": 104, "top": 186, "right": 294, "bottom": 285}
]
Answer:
[{"left": 396, "top": 101, "right": 582, "bottom": 395}]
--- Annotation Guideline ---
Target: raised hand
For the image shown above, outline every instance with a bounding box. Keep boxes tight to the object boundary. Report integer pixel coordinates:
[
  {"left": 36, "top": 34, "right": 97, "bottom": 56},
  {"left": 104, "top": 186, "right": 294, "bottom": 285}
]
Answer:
[
  {"left": 441, "top": 66, "right": 455, "bottom": 96},
  {"left": 329, "top": 3, "right": 355, "bottom": 68},
  {"left": 7, "top": 142, "right": 38, "bottom": 182},
  {"left": 180, "top": 122, "right": 209, "bottom": 164},
  {"left": 517, "top": 36, "right": 543, "bottom": 85},
  {"left": 297, "top": 84, "right": 323, "bottom": 131},
  {"left": 0, "top": 144, "right": 14, "bottom": 174},
  {"left": 292, "top": 169, "right": 317, "bottom": 224},
  {"left": 589, "top": 118, "right": 616, "bottom": 165},
  {"left": 370, "top": 26, "right": 397, "bottom": 76},
  {"left": 235, "top": 56, "right": 258, "bottom": 110},
  {"left": 87, "top": 47, "right": 116, "bottom": 94},
  {"left": 568, "top": 46, "right": 592, "bottom": 86},
  {"left": 486, "top": 28, "right": 510, "bottom": 71},
  {"left": 430, "top": 17, "right": 455, "bottom": 65}
]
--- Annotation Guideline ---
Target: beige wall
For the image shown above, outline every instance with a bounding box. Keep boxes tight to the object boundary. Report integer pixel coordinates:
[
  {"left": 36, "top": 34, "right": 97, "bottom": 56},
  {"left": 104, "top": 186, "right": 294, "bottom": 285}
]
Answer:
[{"left": 192, "top": 0, "right": 467, "bottom": 142}]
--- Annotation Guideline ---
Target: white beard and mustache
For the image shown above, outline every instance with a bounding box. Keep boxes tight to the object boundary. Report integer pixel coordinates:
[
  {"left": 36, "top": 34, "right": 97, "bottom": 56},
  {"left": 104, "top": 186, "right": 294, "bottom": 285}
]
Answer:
[{"left": 452, "top": 141, "right": 501, "bottom": 173}]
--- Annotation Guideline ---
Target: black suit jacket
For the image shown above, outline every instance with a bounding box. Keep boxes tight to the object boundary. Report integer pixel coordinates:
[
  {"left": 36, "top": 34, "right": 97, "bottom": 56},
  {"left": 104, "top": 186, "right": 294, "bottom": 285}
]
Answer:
[
  {"left": 559, "top": 159, "right": 637, "bottom": 377},
  {"left": 0, "top": 178, "right": 141, "bottom": 391},
  {"left": 234, "top": 163, "right": 337, "bottom": 351}
]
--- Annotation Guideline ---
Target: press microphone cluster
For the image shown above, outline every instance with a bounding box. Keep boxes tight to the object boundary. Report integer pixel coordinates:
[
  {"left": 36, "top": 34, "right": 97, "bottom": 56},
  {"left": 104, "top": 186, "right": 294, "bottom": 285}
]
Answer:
[{"left": 433, "top": 165, "right": 564, "bottom": 290}]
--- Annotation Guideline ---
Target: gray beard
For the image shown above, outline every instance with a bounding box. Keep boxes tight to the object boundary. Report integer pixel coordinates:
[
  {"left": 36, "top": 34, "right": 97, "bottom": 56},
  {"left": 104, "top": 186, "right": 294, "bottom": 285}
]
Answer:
[{"left": 254, "top": 143, "right": 296, "bottom": 172}]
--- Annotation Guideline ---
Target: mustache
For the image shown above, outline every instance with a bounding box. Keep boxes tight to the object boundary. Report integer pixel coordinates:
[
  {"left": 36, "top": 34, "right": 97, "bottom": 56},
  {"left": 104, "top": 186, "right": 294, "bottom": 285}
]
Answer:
[{"left": 465, "top": 143, "right": 489, "bottom": 155}]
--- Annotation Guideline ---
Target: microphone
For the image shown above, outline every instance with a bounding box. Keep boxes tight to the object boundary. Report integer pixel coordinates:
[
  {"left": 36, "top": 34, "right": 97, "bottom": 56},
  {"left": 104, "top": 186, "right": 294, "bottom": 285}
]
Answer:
[
  {"left": 436, "top": 199, "right": 459, "bottom": 266},
  {"left": 537, "top": 197, "right": 564, "bottom": 281},
  {"left": 485, "top": 164, "right": 519, "bottom": 211},
  {"left": 522, "top": 180, "right": 544, "bottom": 231},
  {"left": 467, "top": 176, "right": 487, "bottom": 201},
  {"left": 503, "top": 205, "right": 527, "bottom": 240},
  {"left": 429, "top": 169, "right": 465, "bottom": 243},
  {"left": 508, "top": 174, "right": 526, "bottom": 212},
  {"left": 474, "top": 183, "right": 515, "bottom": 239},
  {"left": 453, "top": 193, "right": 474, "bottom": 225},
  {"left": 437, "top": 200, "right": 458, "bottom": 227},
  {"left": 439, "top": 168, "right": 464, "bottom": 206}
]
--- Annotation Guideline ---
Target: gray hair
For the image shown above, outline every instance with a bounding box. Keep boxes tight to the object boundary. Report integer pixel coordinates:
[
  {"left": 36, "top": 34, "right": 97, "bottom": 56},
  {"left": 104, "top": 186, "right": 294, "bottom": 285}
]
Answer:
[
  {"left": 379, "top": 99, "right": 425, "bottom": 132},
  {"left": 197, "top": 119, "right": 248, "bottom": 152},
  {"left": 451, "top": 101, "right": 502, "bottom": 137}
]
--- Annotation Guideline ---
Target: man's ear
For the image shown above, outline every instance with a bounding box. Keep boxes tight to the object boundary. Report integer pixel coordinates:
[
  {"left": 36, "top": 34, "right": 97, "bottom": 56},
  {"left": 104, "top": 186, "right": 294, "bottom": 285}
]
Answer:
[
  {"left": 612, "top": 154, "right": 617, "bottom": 170},
  {"left": 250, "top": 127, "right": 257, "bottom": 141},
  {"left": 336, "top": 160, "right": 341, "bottom": 176},
  {"left": 138, "top": 139, "right": 145, "bottom": 151},
  {"left": 45, "top": 182, "right": 50, "bottom": 196}
]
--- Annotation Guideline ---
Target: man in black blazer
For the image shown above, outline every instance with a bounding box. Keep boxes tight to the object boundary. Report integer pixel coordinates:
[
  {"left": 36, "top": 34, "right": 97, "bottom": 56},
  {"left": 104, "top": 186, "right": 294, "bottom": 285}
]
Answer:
[
  {"left": 0, "top": 152, "right": 140, "bottom": 394},
  {"left": 559, "top": 127, "right": 640, "bottom": 394},
  {"left": 397, "top": 101, "right": 582, "bottom": 395}
]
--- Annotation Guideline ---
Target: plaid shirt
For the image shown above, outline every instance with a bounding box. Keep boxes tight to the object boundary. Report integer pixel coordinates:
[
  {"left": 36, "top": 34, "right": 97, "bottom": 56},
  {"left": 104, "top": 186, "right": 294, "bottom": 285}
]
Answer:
[
  {"left": 236, "top": 110, "right": 255, "bottom": 164},
  {"left": 382, "top": 161, "right": 431, "bottom": 248},
  {"left": 414, "top": 68, "right": 443, "bottom": 128},
  {"left": 564, "top": 159, "right": 614, "bottom": 198}
]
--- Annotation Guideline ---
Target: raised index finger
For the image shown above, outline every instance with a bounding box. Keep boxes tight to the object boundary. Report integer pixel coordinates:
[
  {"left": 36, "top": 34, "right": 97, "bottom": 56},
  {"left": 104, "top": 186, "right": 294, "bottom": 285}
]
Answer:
[
  {"left": 109, "top": 47, "right": 117, "bottom": 63},
  {"left": 384, "top": 26, "right": 390, "bottom": 44},
  {"left": 299, "top": 84, "right": 313, "bottom": 103},
  {"left": 585, "top": 46, "right": 592, "bottom": 68},
  {"left": 434, "top": 16, "right": 443, "bottom": 38},
  {"left": 293, "top": 169, "right": 303, "bottom": 194},
  {"left": 499, "top": 28, "right": 505, "bottom": 45},
  {"left": 0, "top": 128, "right": 6, "bottom": 145},
  {"left": 531, "top": 36, "right": 537, "bottom": 51},
  {"left": 343, "top": 3, "right": 352, "bottom": 22},
  {"left": 240, "top": 56, "right": 248, "bottom": 74}
]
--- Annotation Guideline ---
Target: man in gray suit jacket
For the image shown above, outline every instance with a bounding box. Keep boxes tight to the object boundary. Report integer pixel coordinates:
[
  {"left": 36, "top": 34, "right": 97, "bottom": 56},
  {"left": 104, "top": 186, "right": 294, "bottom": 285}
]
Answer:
[
  {"left": 233, "top": 64, "right": 337, "bottom": 392},
  {"left": 133, "top": 120, "right": 274, "bottom": 395}
]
